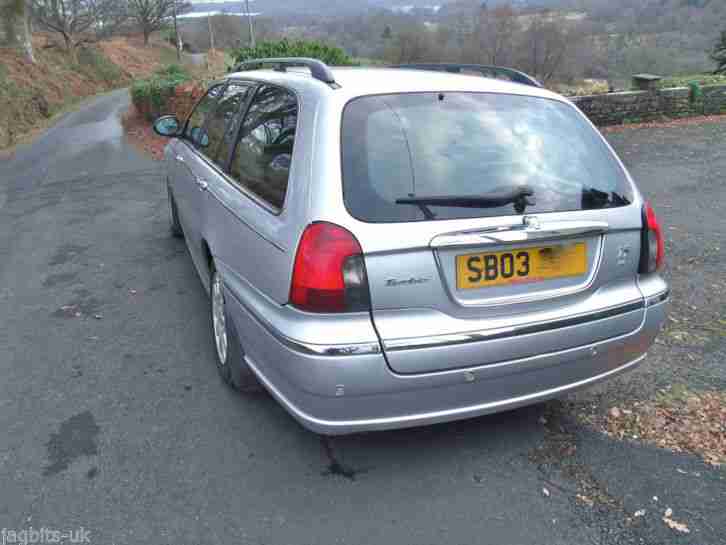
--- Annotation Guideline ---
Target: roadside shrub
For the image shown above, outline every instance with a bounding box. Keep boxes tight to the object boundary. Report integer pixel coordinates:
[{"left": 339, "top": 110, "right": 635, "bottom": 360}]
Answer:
[
  {"left": 131, "top": 64, "right": 192, "bottom": 121},
  {"left": 155, "top": 64, "right": 190, "bottom": 81},
  {"left": 552, "top": 79, "right": 610, "bottom": 97},
  {"left": 231, "top": 39, "right": 356, "bottom": 70}
]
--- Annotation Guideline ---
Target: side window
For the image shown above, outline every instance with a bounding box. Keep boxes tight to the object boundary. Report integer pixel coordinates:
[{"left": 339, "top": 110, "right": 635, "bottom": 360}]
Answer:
[
  {"left": 202, "top": 82, "right": 254, "bottom": 167},
  {"left": 230, "top": 85, "right": 298, "bottom": 210},
  {"left": 183, "top": 84, "right": 224, "bottom": 150}
]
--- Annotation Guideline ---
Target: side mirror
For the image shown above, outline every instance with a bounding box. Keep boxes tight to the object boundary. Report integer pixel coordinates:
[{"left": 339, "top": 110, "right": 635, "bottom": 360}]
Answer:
[{"left": 153, "top": 115, "right": 180, "bottom": 137}]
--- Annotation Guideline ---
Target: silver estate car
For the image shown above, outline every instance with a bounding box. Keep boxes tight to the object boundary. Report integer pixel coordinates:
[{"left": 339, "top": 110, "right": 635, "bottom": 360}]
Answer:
[{"left": 153, "top": 58, "right": 669, "bottom": 435}]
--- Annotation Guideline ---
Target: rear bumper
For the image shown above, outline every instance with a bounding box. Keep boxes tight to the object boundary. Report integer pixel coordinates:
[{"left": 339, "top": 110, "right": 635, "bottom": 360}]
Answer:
[
  {"left": 225, "top": 278, "right": 668, "bottom": 434},
  {"left": 248, "top": 352, "right": 648, "bottom": 435}
]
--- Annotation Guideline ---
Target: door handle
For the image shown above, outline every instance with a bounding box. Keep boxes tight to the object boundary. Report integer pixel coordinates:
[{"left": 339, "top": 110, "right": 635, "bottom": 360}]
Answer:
[
  {"left": 196, "top": 177, "right": 209, "bottom": 191},
  {"left": 175, "top": 155, "right": 185, "bottom": 163}
]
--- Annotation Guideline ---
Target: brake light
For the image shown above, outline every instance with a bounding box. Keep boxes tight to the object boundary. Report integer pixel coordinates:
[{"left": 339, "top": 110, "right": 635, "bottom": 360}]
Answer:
[
  {"left": 639, "top": 201, "right": 665, "bottom": 273},
  {"left": 290, "top": 222, "right": 371, "bottom": 313}
]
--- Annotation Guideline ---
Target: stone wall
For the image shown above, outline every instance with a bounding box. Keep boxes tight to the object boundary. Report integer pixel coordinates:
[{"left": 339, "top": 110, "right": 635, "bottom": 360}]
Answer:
[{"left": 572, "top": 84, "right": 726, "bottom": 126}]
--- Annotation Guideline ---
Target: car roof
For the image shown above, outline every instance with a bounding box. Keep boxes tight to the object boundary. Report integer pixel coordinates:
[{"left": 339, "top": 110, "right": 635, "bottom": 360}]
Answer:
[{"left": 225, "top": 66, "right": 566, "bottom": 104}]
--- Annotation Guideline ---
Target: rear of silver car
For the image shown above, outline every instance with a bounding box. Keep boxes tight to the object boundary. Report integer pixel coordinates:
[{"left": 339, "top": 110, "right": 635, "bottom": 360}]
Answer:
[{"left": 227, "top": 73, "right": 668, "bottom": 434}]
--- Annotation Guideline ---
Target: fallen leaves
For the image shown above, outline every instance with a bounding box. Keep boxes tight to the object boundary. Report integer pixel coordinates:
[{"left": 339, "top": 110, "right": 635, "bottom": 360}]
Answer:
[
  {"left": 96, "top": 36, "right": 169, "bottom": 79},
  {"left": 532, "top": 402, "right": 621, "bottom": 511},
  {"left": 576, "top": 493, "right": 594, "bottom": 507},
  {"left": 604, "top": 389, "right": 726, "bottom": 467},
  {"left": 662, "top": 508, "right": 690, "bottom": 534},
  {"left": 57, "top": 304, "right": 82, "bottom": 318},
  {"left": 121, "top": 106, "right": 167, "bottom": 161}
]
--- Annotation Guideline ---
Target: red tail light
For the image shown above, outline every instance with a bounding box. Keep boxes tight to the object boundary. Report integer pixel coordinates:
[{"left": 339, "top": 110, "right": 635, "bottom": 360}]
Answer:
[
  {"left": 290, "top": 222, "right": 371, "bottom": 313},
  {"left": 639, "top": 201, "right": 665, "bottom": 273}
]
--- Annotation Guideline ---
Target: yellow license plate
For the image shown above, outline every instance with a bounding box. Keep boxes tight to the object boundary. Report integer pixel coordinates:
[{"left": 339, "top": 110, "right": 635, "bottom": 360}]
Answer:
[{"left": 456, "top": 243, "right": 587, "bottom": 289}]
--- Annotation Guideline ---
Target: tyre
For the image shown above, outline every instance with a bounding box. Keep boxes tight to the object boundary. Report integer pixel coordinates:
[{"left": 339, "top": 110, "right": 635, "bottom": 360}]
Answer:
[
  {"left": 168, "top": 185, "right": 183, "bottom": 238},
  {"left": 210, "top": 266, "right": 262, "bottom": 393}
]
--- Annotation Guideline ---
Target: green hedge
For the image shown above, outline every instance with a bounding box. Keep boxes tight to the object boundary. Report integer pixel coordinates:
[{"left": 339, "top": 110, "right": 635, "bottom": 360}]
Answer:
[
  {"left": 231, "top": 39, "right": 356, "bottom": 69},
  {"left": 131, "top": 65, "right": 191, "bottom": 121}
]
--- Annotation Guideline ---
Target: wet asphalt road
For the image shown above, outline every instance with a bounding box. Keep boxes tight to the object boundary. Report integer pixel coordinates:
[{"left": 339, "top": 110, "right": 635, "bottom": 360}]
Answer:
[{"left": 0, "top": 90, "right": 724, "bottom": 545}]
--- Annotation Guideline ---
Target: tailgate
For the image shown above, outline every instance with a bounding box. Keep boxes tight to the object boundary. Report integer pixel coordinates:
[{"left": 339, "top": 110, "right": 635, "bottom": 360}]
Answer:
[{"left": 365, "top": 220, "right": 645, "bottom": 374}]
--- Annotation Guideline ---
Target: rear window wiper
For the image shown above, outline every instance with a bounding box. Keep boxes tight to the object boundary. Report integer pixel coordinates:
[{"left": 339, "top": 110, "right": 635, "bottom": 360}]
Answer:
[
  {"left": 396, "top": 187, "right": 535, "bottom": 219},
  {"left": 581, "top": 187, "right": 631, "bottom": 209}
]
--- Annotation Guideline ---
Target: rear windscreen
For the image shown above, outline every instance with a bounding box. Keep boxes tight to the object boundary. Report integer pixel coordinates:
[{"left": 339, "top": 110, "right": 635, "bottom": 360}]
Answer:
[{"left": 341, "top": 93, "right": 633, "bottom": 223}]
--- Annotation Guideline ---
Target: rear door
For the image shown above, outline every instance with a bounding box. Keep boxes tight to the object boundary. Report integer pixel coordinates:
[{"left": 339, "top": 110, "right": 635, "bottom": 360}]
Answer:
[
  {"left": 204, "top": 84, "right": 300, "bottom": 303},
  {"left": 340, "top": 92, "right": 645, "bottom": 374}
]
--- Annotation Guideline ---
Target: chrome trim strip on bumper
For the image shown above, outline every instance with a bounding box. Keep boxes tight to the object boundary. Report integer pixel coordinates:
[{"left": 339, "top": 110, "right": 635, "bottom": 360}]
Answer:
[
  {"left": 430, "top": 220, "right": 609, "bottom": 249},
  {"left": 646, "top": 289, "right": 670, "bottom": 307},
  {"left": 245, "top": 353, "right": 647, "bottom": 434},
  {"left": 225, "top": 284, "right": 381, "bottom": 356},
  {"left": 384, "top": 299, "right": 646, "bottom": 352}
]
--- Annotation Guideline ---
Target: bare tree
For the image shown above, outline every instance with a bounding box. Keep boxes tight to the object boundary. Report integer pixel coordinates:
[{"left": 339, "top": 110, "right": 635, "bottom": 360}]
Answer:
[
  {"left": 171, "top": 0, "right": 179, "bottom": 60},
  {"left": 206, "top": 12, "right": 213, "bottom": 51},
  {"left": 93, "top": 0, "right": 129, "bottom": 40},
  {"left": 472, "top": 5, "right": 519, "bottom": 67},
  {"left": 128, "top": 0, "right": 189, "bottom": 46},
  {"left": 183, "top": 14, "right": 246, "bottom": 52},
  {"left": 1, "top": 0, "right": 35, "bottom": 63},
  {"left": 29, "top": 0, "right": 122, "bottom": 60},
  {"left": 244, "top": 0, "right": 254, "bottom": 48},
  {"left": 20, "top": 1, "right": 35, "bottom": 63},
  {"left": 519, "top": 13, "right": 572, "bottom": 83},
  {"left": 383, "top": 24, "right": 436, "bottom": 64},
  {"left": 712, "top": 30, "right": 726, "bottom": 74}
]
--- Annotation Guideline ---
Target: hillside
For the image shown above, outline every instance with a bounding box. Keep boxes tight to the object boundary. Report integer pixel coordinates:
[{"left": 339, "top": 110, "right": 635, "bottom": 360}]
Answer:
[
  {"left": 184, "top": 0, "right": 573, "bottom": 16},
  {"left": 0, "top": 35, "right": 178, "bottom": 149},
  {"left": 188, "top": 0, "right": 451, "bottom": 15}
]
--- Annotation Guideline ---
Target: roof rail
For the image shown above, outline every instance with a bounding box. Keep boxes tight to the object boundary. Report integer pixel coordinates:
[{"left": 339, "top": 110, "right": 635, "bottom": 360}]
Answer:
[
  {"left": 234, "top": 57, "right": 337, "bottom": 86},
  {"left": 392, "top": 63, "right": 542, "bottom": 88}
]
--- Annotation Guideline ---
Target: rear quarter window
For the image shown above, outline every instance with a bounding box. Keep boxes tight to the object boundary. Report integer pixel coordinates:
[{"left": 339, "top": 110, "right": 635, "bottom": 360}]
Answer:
[{"left": 341, "top": 93, "right": 633, "bottom": 223}]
